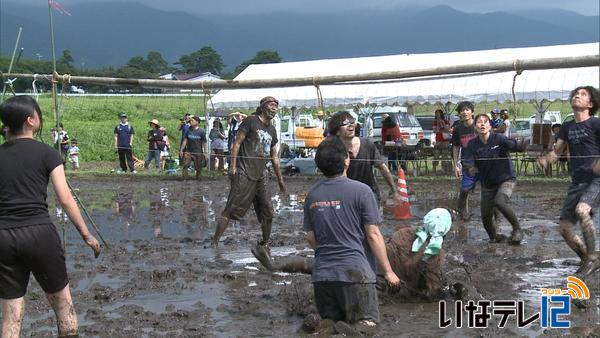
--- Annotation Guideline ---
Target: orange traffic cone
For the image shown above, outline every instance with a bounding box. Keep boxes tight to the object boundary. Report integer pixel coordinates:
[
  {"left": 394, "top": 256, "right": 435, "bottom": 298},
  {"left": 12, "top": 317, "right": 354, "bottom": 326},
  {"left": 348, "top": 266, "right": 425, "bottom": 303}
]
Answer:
[{"left": 394, "top": 168, "right": 412, "bottom": 220}]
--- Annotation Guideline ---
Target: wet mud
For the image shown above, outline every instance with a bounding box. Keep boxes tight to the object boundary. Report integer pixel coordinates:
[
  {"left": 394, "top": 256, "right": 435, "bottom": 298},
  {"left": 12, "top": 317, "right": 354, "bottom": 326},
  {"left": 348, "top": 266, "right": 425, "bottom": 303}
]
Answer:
[{"left": 5, "top": 176, "right": 600, "bottom": 336}]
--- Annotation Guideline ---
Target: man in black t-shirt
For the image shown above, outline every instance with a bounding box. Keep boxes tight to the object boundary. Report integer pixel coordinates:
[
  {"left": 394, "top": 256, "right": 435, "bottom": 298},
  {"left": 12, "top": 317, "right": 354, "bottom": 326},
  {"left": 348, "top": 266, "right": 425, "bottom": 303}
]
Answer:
[
  {"left": 451, "top": 102, "right": 479, "bottom": 221},
  {"left": 539, "top": 86, "right": 600, "bottom": 277},
  {"left": 180, "top": 116, "right": 207, "bottom": 180},
  {"left": 327, "top": 111, "right": 397, "bottom": 204},
  {"left": 213, "top": 97, "right": 287, "bottom": 258}
]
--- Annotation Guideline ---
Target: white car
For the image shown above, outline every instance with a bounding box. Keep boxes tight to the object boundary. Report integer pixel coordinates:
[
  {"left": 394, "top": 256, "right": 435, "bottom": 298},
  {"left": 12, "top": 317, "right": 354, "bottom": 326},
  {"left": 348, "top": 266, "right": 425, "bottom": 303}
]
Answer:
[{"left": 367, "top": 106, "right": 424, "bottom": 146}]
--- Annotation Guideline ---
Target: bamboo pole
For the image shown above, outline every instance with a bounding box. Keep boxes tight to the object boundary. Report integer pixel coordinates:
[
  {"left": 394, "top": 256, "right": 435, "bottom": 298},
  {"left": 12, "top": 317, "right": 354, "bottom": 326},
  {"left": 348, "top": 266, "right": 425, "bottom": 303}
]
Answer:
[
  {"left": 1, "top": 27, "right": 22, "bottom": 100},
  {"left": 5, "top": 54, "right": 599, "bottom": 90}
]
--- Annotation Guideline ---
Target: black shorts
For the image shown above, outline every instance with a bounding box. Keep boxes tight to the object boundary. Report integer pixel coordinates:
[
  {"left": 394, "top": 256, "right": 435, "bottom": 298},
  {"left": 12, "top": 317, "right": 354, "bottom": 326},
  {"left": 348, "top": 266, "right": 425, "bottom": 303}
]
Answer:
[
  {"left": 560, "top": 177, "right": 600, "bottom": 223},
  {"left": 222, "top": 171, "right": 273, "bottom": 222},
  {"left": 0, "top": 223, "right": 68, "bottom": 299},
  {"left": 313, "top": 281, "right": 380, "bottom": 323}
]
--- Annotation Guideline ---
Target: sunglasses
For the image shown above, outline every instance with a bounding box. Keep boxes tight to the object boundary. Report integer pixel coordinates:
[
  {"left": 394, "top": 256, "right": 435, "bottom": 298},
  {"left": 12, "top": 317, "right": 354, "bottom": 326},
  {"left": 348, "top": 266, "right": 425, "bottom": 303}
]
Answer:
[{"left": 340, "top": 118, "right": 356, "bottom": 126}]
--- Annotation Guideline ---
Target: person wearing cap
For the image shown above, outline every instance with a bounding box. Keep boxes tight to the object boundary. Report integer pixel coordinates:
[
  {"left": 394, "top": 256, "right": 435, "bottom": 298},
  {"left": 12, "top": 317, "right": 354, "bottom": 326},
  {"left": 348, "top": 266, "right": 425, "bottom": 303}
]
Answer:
[
  {"left": 213, "top": 96, "right": 287, "bottom": 256},
  {"left": 326, "top": 111, "right": 398, "bottom": 204},
  {"left": 144, "top": 119, "right": 164, "bottom": 170},
  {"left": 180, "top": 116, "right": 207, "bottom": 180},
  {"left": 114, "top": 112, "right": 136, "bottom": 173},
  {"left": 252, "top": 207, "right": 455, "bottom": 302},
  {"left": 490, "top": 108, "right": 502, "bottom": 129},
  {"left": 493, "top": 109, "right": 512, "bottom": 138}
]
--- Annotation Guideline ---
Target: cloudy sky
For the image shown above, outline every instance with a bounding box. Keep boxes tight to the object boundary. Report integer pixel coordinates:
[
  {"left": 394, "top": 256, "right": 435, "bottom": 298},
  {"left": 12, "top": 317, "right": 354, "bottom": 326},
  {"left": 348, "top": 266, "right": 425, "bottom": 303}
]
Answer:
[{"left": 20, "top": 0, "right": 600, "bottom": 15}]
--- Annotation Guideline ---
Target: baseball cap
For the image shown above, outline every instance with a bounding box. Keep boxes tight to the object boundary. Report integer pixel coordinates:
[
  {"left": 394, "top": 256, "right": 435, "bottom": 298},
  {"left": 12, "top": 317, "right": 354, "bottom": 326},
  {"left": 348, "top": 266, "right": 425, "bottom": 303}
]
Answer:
[{"left": 119, "top": 112, "right": 128, "bottom": 118}]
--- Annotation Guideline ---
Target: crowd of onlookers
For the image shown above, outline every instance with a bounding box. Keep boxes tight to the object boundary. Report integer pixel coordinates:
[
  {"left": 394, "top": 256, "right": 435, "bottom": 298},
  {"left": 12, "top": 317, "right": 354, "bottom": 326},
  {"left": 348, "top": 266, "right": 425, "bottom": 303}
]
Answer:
[{"left": 111, "top": 111, "right": 248, "bottom": 179}]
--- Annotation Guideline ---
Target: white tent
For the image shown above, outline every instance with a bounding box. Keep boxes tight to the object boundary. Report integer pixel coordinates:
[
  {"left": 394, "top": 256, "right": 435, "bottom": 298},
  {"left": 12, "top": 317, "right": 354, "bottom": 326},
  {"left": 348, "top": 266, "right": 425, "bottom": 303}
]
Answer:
[{"left": 212, "top": 43, "right": 599, "bottom": 109}]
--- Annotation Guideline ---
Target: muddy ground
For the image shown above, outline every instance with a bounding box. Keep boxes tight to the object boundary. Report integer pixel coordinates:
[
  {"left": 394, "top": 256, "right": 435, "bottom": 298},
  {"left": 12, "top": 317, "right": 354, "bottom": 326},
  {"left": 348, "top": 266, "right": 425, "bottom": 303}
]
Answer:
[{"left": 4, "top": 175, "right": 600, "bottom": 337}]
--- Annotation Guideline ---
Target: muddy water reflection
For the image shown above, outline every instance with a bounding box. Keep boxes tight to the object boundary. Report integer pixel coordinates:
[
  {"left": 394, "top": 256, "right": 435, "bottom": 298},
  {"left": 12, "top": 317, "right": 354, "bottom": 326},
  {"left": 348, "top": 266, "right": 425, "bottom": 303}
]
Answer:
[{"left": 25, "top": 178, "right": 598, "bottom": 336}]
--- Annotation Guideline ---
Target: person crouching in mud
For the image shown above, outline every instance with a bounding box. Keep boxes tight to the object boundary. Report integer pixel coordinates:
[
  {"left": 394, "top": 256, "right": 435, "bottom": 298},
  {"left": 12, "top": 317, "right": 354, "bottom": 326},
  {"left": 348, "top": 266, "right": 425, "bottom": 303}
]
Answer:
[
  {"left": 254, "top": 207, "right": 458, "bottom": 301},
  {"left": 297, "top": 136, "right": 400, "bottom": 332},
  {"left": 0, "top": 96, "right": 101, "bottom": 338}
]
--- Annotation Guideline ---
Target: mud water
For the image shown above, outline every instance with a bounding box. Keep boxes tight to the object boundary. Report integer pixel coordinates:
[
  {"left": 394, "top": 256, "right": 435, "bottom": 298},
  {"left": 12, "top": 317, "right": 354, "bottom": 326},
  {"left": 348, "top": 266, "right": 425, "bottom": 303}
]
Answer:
[{"left": 5, "top": 176, "right": 600, "bottom": 336}]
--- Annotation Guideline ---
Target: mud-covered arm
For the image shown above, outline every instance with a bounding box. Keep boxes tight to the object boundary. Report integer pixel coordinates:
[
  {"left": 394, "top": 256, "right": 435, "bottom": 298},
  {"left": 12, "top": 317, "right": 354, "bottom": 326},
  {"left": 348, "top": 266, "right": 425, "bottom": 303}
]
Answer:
[
  {"left": 50, "top": 165, "right": 100, "bottom": 258},
  {"left": 366, "top": 224, "right": 400, "bottom": 286},
  {"left": 229, "top": 131, "right": 246, "bottom": 175},
  {"left": 271, "top": 143, "right": 287, "bottom": 194},
  {"left": 306, "top": 231, "right": 316, "bottom": 249},
  {"left": 376, "top": 162, "right": 397, "bottom": 195},
  {"left": 538, "top": 138, "right": 567, "bottom": 170}
]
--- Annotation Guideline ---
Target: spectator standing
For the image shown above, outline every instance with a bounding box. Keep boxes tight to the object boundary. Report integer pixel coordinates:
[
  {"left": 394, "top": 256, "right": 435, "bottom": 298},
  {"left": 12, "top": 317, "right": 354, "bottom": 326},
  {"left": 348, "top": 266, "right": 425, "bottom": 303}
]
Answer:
[
  {"left": 0, "top": 96, "right": 100, "bottom": 337},
  {"left": 178, "top": 113, "right": 192, "bottom": 161},
  {"left": 213, "top": 96, "right": 287, "bottom": 255},
  {"left": 304, "top": 136, "right": 400, "bottom": 329},
  {"left": 494, "top": 109, "right": 512, "bottom": 138},
  {"left": 113, "top": 112, "right": 136, "bottom": 173},
  {"left": 316, "top": 111, "right": 327, "bottom": 129},
  {"left": 538, "top": 86, "right": 600, "bottom": 277},
  {"left": 463, "top": 114, "right": 525, "bottom": 244},
  {"left": 432, "top": 109, "right": 452, "bottom": 173},
  {"left": 209, "top": 119, "right": 227, "bottom": 171},
  {"left": 53, "top": 123, "right": 70, "bottom": 158},
  {"left": 180, "top": 116, "right": 207, "bottom": 180},
  {"left": 68, "top": 139, "right": 80, "bottom": 170},
  {"left": 144, "top": 119, "right": 164, "bottom": 170},
  {"left": 159, "top": 127, "right": 170, "bottom": 170},
  {"left": 381, "top": 114, "right": 403, "bottom": 172},
  {"left": 490, "top": 108, "right": 502, "bottom": 129}
]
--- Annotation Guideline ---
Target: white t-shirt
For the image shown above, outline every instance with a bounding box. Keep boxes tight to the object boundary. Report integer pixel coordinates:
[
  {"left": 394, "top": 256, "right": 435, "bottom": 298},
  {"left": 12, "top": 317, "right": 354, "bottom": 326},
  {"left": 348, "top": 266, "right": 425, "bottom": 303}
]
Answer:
[{"left": 502, "top": 120, "right": 511, "bottom": 138}]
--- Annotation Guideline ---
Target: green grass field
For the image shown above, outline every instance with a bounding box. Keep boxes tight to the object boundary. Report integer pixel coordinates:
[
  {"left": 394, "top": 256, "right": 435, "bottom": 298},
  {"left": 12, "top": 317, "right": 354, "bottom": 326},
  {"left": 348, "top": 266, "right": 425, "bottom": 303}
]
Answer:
[{"left": 3, "top": 94, "right": 574, "bottom": 162}]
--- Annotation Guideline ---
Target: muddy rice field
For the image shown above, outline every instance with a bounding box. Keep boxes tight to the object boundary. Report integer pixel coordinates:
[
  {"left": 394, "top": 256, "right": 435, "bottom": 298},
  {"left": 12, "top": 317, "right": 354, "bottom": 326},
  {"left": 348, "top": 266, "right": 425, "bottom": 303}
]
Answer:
[{"left": 4, "top": 175, "right": 600, "bottom": 337}]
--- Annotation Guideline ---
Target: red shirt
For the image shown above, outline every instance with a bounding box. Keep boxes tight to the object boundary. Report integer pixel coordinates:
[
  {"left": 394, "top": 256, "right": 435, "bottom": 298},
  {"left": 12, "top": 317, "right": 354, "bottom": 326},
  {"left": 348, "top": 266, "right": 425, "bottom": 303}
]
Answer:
[
  {"left": 432, "top": 118, "right": 450, "bottom": 143},
  {"left": 383, "top": 125, "right": 402, "bottom": 142}
]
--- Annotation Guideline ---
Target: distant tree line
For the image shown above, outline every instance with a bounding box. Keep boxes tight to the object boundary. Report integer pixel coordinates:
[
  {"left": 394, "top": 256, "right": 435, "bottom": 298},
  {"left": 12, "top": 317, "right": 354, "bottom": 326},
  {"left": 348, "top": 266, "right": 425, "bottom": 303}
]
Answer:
[{"left": 0, "top": 46, "right": 282, "bottom": 93}]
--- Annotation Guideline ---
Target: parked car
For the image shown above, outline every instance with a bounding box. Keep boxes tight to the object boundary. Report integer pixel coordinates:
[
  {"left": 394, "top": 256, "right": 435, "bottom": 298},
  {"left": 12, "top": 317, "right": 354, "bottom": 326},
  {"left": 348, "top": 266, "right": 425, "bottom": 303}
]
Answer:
[
  {"left": 512, "top": 118, "right": 552, "bottom": 143},
  {"left": 367, "top": 106, "right": 424, "bottom": 146},
  {"left": 415, "top": 115, "right": 434, "bottom": 146}
]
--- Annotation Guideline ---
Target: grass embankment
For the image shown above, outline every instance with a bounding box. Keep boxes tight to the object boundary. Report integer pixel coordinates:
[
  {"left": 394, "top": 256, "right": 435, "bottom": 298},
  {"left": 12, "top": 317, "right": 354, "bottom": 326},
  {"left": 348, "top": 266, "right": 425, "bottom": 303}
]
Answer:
[
  {"left": 27, "top": 95, "right": 572, "bottom": 166},
  {"left": 36, "top": 95, "right": 210, "bottom": 162}
]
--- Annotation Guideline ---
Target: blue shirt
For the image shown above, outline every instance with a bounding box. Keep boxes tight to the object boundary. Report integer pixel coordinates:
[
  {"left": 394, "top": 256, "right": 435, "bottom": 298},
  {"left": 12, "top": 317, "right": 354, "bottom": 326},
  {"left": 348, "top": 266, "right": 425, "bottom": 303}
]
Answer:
[
  {"left": 114, "top": 123, "right": 134, "bottom": 149},
  {"left": 303, "top": 176, "right": 381, "bottom": 284}
]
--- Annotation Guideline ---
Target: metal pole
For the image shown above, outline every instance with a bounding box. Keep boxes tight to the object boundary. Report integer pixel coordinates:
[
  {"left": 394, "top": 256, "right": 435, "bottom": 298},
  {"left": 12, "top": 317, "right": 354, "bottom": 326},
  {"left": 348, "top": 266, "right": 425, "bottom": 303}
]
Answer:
[{"left": 6, "top": 54, "right": 599, "bottom": 90}]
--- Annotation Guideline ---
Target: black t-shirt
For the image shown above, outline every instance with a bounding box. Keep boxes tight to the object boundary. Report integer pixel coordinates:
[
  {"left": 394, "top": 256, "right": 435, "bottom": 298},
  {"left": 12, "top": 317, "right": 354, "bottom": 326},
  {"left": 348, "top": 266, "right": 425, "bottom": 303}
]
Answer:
[
  {"left": 463, "top": 133, "right": 519, "bottom": 188},
  {"left": 237, "top": 115, "right": 278, "bottom": 180},
  {"left": 185, "top": 127, "right": 207, "bottom": 154},
  {"left": 0, "top": 138, "right": 64, "bottom": 229},
  {"left": 558, "top": 117, "right": 600, "bottom": 184},
  {"left": 347, "top": 138, "right": 384, "bottom": 201},
  {"left": 451, "top": 121, "right": 477, "bottom": 153}
]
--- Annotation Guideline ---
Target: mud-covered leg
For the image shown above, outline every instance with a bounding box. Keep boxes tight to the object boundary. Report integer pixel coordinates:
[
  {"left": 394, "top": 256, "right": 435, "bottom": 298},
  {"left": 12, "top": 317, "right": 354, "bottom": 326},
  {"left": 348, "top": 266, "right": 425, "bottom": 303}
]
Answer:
[
  {"left": 1, "top": 297, "right": 25, "bottom": 338},
  {"left": 575, "top": 202, "right": 599, "bottom": 276},
  {"left": 212, "top": 216, "right": 231, "bottom": 247},
  {"left": 560, "top": 219, "right": 587, "bottom": 261},
  {"left": 47, "top": 285, "right": 78, "bottom": 337}
]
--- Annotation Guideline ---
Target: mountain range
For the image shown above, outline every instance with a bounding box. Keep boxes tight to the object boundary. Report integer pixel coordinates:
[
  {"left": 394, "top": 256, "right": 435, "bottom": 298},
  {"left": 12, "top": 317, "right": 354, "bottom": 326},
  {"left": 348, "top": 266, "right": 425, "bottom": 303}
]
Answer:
[{"left": 1, "top": 1, "right": 598, "bottom": 71}]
